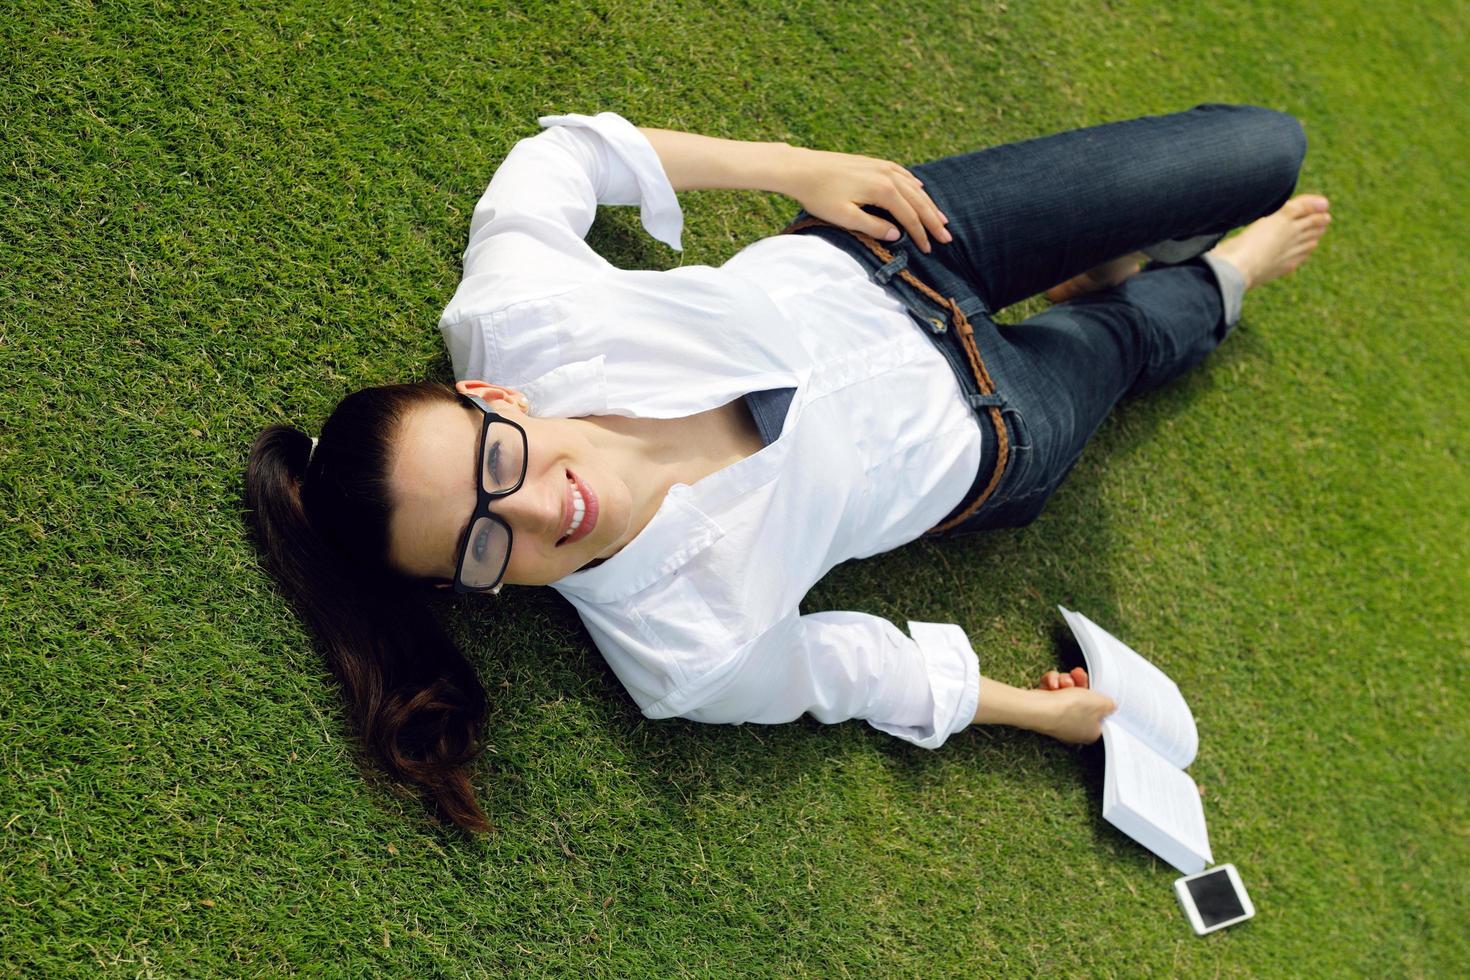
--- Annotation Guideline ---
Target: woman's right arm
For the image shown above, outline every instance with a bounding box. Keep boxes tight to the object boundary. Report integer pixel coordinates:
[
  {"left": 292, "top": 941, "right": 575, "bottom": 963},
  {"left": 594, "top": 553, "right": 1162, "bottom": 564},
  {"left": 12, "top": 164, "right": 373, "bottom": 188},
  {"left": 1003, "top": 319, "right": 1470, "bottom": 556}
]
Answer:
[
  {"left": 973, "top": 675, "right": 1118, "bottom": 745},
  {"left": 660, "top": 610, "right": 1115, "bottom": 749}
]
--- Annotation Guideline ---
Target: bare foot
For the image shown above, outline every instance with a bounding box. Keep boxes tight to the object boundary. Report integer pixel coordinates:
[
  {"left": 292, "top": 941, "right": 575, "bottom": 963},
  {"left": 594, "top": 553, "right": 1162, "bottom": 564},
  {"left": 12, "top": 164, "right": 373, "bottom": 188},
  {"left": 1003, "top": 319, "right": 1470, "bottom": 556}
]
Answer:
[
  {"left": 1207, "top": 194, "right": 1331, "bottom": 290},
  {"left": 1045, "top": 252, "right": 1148, "bottom": 303}
]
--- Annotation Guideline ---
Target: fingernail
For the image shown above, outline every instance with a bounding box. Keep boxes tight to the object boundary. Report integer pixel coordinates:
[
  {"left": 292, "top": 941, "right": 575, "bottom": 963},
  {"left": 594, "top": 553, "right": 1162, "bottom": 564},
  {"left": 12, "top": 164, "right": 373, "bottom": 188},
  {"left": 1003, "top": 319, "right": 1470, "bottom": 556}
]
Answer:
[{"left": 884, "top": 229, "right": 900, "bottom": 241}]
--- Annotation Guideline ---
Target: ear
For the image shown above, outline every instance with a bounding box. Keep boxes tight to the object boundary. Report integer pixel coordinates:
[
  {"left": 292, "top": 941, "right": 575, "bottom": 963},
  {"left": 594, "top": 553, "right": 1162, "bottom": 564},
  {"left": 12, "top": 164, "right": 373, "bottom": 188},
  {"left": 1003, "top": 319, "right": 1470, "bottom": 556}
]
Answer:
[{"left": 455, "top": 379, "right": 529, "bottom": 413}]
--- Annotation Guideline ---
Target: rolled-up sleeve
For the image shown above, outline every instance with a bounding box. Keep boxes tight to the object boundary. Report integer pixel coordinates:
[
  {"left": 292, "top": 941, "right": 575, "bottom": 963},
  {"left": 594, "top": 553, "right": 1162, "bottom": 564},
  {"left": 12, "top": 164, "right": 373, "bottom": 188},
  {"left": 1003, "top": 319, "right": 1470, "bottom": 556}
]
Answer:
[
  {"left": 460, "top": 111, "right": 684, "bottom": 281},
  {"left": 676, "top": 611, "right": 980, "bottom": 749}
]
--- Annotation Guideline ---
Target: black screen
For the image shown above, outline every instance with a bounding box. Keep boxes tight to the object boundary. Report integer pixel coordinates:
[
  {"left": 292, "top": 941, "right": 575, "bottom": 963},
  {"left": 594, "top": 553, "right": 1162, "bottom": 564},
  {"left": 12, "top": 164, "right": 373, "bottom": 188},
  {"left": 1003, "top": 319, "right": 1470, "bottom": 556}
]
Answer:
[{"left": 1187, "top": 870, "right": 1246, "bottom": 927}]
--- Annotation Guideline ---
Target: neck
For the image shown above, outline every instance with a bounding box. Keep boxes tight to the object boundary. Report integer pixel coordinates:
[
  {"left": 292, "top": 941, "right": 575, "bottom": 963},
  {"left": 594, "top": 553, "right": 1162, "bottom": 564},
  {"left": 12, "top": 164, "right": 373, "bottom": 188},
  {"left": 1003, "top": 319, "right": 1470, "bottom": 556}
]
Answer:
[
  {"left": 578, "top": 414, "right": 687, "bottom": 545},
  {"left": 573, "top": 402, "right": 765, "bottom": 557}
]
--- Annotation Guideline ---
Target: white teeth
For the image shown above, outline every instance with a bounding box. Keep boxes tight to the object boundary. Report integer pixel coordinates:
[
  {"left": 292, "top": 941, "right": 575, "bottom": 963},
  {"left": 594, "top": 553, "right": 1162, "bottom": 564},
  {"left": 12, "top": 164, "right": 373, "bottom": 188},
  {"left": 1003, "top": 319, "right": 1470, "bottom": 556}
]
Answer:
[{"left": 561, "top": 476, "right": 586, "bottom": 542}]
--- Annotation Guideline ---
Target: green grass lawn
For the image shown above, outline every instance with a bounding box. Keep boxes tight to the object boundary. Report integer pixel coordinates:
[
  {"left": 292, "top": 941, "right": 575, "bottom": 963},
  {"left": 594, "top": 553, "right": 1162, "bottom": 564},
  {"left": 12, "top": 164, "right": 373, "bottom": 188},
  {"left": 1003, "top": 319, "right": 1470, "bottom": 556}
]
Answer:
[{"left": 4, "top": 0, "right": 1467, "bottom": 973}]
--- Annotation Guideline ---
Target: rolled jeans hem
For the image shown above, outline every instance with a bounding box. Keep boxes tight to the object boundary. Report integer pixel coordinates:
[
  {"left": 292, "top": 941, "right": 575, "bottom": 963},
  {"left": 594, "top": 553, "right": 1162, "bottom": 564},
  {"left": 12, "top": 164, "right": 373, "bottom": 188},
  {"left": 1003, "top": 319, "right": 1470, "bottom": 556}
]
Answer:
[
  {"left": 1143, "top": 232, "right": 1243, "bottom": 329},
  {"left": 1200, "top": 252, "right": 1246, "bottom": 329}
]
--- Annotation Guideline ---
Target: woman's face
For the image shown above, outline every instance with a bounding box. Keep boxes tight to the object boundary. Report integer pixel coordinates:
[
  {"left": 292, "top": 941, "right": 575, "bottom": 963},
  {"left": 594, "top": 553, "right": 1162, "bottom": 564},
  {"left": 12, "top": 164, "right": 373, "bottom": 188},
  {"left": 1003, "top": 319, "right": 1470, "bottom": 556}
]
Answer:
[{"left": 385, "top": 381, "right": 633, "bottom": 588}]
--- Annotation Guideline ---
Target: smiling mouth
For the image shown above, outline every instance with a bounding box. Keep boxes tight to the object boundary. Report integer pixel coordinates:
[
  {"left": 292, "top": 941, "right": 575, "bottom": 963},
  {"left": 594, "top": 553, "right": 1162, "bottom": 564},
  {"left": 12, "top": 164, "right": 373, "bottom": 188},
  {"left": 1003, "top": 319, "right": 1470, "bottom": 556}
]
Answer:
[{"left": 556, "top": 469, "right": 598, "bottom": 546}]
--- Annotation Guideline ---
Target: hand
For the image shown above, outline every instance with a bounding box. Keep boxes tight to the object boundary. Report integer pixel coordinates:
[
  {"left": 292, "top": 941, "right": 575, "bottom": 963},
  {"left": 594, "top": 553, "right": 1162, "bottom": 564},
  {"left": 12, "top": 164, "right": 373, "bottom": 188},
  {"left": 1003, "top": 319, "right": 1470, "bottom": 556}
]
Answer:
[
  {"left": 1035, "top": 667, "right": 1118, "bottom": 745},
  {"left": 780, "top": 146, "right": 952, "bottom": 253}
]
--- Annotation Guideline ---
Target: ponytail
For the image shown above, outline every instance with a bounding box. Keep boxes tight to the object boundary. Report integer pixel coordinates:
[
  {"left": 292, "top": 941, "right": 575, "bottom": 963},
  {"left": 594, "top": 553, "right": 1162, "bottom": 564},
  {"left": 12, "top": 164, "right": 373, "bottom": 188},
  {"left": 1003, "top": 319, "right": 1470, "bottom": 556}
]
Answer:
[{"left": 244, "top": 383, "right": 491, "bottom": 831}]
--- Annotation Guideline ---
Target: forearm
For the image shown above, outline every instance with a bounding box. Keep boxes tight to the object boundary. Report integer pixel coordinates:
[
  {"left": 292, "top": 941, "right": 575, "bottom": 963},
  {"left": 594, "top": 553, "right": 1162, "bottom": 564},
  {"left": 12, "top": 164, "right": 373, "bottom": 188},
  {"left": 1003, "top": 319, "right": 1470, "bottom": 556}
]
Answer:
[
  {"left": 971, "top": 674, "right": 1054, "bottom": 732},
  {"left": 636, "top": 126, "right": 803, "bottom": 196}
]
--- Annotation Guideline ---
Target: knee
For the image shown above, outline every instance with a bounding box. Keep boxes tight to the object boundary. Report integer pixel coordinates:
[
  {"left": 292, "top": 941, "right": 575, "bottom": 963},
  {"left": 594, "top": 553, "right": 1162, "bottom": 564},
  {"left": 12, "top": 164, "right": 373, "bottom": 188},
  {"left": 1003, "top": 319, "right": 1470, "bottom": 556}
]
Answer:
[
  {"left": 1254, "top": 107, "right": 1307, "bottom": 187},
  {"left": 1202, "top": 103, "right": 1307, "bottom": 192}
]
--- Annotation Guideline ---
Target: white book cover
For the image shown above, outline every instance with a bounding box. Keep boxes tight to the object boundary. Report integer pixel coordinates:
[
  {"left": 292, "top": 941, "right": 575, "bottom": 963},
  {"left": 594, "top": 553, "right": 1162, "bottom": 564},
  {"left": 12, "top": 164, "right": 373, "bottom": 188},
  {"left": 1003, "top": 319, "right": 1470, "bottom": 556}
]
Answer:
[{"left": 1059, "top": 607, "right": 1212, "bottom": 874}]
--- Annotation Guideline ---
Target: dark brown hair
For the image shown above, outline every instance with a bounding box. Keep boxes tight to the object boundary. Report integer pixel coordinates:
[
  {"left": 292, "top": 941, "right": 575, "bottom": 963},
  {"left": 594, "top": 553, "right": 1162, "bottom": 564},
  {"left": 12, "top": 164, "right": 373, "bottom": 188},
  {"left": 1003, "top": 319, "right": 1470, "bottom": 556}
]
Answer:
[{"left": 244, "top": 381, "right": 491, "bottom": 831}]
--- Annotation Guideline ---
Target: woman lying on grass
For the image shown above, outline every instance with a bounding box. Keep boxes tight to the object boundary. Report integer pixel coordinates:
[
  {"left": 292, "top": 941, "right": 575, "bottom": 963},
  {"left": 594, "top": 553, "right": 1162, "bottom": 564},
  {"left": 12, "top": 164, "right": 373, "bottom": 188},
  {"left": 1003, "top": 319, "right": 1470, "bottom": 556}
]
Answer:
[{"left": 246, "top": 104, "right": 1329, "bottom": 830}]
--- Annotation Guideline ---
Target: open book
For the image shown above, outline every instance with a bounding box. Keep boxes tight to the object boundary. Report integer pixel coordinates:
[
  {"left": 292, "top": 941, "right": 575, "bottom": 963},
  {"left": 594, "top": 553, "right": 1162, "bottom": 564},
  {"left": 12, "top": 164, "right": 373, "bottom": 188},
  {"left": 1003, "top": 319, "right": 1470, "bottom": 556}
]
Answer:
[{"left": 1059, "top": 607, "right": 1212, "bottom": 874}]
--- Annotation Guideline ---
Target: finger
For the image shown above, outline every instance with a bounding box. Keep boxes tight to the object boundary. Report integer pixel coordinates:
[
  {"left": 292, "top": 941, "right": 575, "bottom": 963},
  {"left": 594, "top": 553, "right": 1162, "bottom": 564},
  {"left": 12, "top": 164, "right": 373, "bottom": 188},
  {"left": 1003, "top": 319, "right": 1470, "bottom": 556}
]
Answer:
[
  {"left": 881, "top": 184, "right": 929, "bottom": 253},
  {"left": 888, "top": 181, "right": 939, "bottom": 251},
  {"left": 1058, "top": 672, "right": 1075, "bottom": 688},
  {"left": 894, "top": 165, "right": 929, "bottom": 195},
  {"left": 908, "top": 179, "right": 947, "bottom": 225},
  {"left": 1070, "top": 667, "right": 1089, "bottom": 689},
  {"left": 894, "top": 178, "right": 951, "bottom": 247},
  {"left": 1040, "top": 670, "right": 1059, "bottom": 690},
  {"left": 895, "top": 169, "right": 947, "bottom": 225}
]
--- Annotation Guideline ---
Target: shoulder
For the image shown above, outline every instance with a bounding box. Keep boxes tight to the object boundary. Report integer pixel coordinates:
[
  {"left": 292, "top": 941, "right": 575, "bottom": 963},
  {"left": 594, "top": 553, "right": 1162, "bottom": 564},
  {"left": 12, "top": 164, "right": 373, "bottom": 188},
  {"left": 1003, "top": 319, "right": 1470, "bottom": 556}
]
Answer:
[
  {"left": 438, "top": 281, "right": 590, "bottom": 386},
  {"left": 559, "top": 571, "right": 799, "bottom": 718}
]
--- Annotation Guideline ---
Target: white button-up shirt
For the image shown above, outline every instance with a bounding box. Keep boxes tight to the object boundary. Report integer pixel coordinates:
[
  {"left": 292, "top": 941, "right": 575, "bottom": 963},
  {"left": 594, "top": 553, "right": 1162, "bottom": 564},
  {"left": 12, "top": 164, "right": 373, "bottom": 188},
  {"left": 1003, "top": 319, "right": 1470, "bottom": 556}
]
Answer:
[{"left": 438, "top": 111, "right": 985, "bottom": 748}]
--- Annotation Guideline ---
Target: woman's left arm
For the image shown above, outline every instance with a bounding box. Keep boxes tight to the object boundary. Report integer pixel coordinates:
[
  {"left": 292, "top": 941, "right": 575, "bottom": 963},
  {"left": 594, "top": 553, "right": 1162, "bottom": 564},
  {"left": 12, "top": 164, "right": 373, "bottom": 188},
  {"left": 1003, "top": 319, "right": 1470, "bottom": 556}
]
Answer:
[{"left": 637, "top": 127, "right": 952, "bottom": 253}]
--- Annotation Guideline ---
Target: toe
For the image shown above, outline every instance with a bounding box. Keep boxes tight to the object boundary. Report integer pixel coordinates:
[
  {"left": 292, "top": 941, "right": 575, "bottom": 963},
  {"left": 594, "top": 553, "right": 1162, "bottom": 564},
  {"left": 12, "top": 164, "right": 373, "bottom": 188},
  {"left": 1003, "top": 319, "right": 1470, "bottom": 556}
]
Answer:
[
  {"left": 1046, "top": 279, "right": 1084, "bottom": 303},
  {"left": 1286, "top": 194, "right": 1330, "bottom": 216}
]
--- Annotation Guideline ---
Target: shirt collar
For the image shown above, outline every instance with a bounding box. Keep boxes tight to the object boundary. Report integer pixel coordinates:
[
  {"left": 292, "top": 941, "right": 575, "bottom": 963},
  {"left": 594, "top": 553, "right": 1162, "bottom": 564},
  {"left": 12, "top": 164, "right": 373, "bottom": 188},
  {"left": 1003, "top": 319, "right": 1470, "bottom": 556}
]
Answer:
[
  {"left": 519, "top": 356, "right": 609, "bottom": 419},
  {"left": 552, "top": 486, "right": 725, "bottom": 603},
  {"left": 537, "top": 362, "right": 802, "bottom": 605}
]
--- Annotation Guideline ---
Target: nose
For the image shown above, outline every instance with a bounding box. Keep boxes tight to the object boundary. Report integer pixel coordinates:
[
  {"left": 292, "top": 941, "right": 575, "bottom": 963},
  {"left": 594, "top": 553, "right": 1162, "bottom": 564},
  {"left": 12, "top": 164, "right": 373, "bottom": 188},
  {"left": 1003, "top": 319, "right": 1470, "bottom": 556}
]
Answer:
[{"left": 492, "top": 470, "right": 564, "bottom": 540}]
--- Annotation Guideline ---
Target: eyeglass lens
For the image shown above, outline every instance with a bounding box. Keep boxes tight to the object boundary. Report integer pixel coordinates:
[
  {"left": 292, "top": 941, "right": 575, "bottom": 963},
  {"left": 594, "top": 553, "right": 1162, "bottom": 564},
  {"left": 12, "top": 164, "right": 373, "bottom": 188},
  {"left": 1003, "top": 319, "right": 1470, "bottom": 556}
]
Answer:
[
  {"left": 460, "top": 516, "right": 512, "bottom": 589},
  {"left": 458, "top": 419, "right": 527, "bottom": 589},
  {"left": 480, "top": 419, "right": 526, "bottom": 494}
]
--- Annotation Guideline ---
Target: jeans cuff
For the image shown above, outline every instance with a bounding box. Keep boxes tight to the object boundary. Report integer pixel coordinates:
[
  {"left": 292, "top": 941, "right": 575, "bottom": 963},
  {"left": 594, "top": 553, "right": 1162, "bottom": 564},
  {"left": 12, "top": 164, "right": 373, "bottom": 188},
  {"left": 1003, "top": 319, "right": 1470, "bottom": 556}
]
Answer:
[
  {"left": 1142, "top": 232, "right": 1223, "bottom": 265},
  {"left": 1200, "top": 252, "right": 1246, "bottom": 329}
]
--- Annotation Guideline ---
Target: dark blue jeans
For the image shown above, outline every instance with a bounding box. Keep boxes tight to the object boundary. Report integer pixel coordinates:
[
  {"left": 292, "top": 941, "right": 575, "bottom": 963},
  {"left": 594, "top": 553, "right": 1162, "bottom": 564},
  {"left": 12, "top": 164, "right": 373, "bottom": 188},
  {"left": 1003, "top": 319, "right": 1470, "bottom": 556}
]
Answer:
[{"left": 784, "top": 103, "right": 1307, "bottom": 533}]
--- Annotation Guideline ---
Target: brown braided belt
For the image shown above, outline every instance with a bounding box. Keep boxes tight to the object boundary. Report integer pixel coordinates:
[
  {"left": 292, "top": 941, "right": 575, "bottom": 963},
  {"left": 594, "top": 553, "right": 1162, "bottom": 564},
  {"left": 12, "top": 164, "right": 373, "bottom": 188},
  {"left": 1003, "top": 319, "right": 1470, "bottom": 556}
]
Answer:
[{"left": 779, "top": 216, "right": 1009, "bottom": 534}]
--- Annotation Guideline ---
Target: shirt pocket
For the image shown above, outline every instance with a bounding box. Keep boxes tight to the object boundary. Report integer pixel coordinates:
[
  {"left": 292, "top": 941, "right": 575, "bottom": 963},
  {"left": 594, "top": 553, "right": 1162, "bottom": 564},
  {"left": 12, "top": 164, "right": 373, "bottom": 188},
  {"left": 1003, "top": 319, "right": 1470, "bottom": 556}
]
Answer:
[
  {"left": 481, "top": 296, "right": 567, "bottom": 387},
  {"left": 628, "top": 574, "right": 731, "bottom": 695}
]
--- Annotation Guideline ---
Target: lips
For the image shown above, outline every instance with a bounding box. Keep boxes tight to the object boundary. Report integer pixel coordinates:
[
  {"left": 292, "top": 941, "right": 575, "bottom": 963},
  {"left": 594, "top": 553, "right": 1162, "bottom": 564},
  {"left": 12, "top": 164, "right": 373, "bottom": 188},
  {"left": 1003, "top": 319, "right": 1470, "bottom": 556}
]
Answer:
[{"left": 556, "top": 469, "right": 598, "bottom": 546}]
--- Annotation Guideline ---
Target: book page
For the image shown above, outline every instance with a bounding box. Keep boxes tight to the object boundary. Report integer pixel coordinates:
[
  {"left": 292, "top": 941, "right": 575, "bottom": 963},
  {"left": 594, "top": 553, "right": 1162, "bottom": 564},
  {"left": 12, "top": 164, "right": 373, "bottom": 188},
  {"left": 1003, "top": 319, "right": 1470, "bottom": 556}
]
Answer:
[
  {"left": 1101, "top": 720, "right": 1212, "bottom": 873},
  {"left": 1059, "top": 607, "right": 1198, "bottom": 769}
]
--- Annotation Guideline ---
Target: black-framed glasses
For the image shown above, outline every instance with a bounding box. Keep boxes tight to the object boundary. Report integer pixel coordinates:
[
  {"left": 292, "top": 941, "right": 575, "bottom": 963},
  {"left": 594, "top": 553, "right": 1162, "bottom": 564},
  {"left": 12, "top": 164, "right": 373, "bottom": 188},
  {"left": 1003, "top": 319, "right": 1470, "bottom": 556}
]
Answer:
[{"left": 450, "top": 394, "right": 529, "bottom": 595}]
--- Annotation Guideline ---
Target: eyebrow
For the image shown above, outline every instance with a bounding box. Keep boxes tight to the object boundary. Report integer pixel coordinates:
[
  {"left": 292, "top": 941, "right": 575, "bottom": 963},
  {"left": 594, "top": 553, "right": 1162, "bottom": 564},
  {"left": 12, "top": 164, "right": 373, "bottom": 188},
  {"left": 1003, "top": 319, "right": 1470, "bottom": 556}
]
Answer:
[
  {"left": 448, "top": 403, "right": 486, "bottom": 576},
  {"left": 450, "top": 514, "right": 472, "bottom": 577}
]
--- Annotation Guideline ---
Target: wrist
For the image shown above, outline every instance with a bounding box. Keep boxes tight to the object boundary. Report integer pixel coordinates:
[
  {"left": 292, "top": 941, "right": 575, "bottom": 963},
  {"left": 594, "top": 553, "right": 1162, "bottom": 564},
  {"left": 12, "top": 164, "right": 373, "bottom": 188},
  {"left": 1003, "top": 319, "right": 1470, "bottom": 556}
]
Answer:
[
  {"left": 762, "top": 142, "right": 810, "bottom": 198},
  {"left": 972, "top": 676, "right": 1055, "bottom": 734}
]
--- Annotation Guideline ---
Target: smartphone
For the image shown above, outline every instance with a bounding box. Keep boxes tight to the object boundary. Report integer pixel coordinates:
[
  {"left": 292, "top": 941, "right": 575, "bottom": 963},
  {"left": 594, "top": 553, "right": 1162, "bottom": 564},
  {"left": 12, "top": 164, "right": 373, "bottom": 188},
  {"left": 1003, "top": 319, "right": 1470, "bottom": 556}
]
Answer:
[{"left": 1174, "top": 864, "right": 1255, "bottom": 935}]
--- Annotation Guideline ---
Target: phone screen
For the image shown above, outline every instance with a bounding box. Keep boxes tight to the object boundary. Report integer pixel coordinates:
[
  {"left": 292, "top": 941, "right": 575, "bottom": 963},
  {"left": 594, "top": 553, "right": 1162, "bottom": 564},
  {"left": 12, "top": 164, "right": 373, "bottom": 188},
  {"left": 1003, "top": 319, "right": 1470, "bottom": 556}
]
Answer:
[{"left": 1186, "top": 869, "right": 1246, "bottom": 927}]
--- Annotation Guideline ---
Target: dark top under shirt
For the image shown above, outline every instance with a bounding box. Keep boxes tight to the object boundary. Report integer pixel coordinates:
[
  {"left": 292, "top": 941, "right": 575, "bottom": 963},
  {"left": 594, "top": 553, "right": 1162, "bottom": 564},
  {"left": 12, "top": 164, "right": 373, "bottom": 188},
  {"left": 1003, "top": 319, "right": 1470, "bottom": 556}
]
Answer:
[
  {"left": 743, "top": 387, "right": 797, "bottom": 447},
  {"left": 578, "top": 387, "right": 793, "bottom": 576}
]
